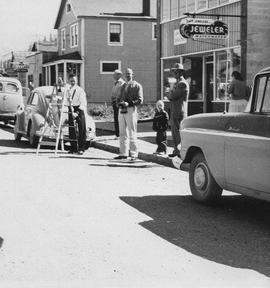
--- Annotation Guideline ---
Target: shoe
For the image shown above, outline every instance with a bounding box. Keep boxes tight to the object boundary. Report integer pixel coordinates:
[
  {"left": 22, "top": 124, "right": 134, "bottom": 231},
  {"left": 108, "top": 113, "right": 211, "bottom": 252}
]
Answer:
[
  {"left": 77, "top": 151, "right": 84, "bottom": 155},
  {"left": 168, "top": 153, "right": 179, "bottom": 158},
  {"left": 114, "top": 155, "right": 127, "bottom": 160}
]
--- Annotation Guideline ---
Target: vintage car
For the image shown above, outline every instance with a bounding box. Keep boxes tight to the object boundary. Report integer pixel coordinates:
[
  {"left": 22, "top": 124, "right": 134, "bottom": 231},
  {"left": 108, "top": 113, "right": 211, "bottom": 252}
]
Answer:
[
  {"left": 14, "top": 86, "right": 96, "bottom": 148},
  {"left": 0, "top": 77, "right": 23, "bottom": 124},
  {"left": 180, "top": 67, "right": 270, "bottom": 203}
]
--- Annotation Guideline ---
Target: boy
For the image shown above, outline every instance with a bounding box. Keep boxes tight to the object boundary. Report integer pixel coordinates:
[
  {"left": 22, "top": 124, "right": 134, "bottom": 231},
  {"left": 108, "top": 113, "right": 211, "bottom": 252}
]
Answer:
[{"left": 152, "top": 100, "right": 169, "bottom": 155}]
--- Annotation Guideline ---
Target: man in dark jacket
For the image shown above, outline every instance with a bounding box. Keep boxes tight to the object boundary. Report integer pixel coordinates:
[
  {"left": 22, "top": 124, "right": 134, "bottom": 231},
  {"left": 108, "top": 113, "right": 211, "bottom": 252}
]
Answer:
[{"left": 168, "top": 63, "right": 189, "bottom": 157}]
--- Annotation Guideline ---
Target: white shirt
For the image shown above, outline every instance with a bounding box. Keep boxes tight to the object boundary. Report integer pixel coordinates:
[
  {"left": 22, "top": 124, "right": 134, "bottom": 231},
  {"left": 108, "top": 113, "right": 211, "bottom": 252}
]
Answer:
[{"left": 68, "top": 84, "right": 87, "bottom": 112}]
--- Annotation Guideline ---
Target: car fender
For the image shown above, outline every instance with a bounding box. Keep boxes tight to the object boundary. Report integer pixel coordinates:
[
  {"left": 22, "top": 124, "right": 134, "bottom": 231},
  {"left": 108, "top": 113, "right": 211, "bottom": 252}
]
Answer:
[
  {"left": 180, "top": 128, "right": 226, "bottom": 189},
  {"left": 28, "top": 113, "right": 45, "bottom": 135}
]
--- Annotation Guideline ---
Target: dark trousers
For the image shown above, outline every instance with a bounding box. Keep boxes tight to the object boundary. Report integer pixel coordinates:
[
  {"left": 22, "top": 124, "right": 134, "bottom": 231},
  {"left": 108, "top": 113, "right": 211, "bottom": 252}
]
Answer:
[
  {"left": 68, "top": 106, "right": 86, "bottom": 152},
  {"left": 156, "top": 130, "right": 167, "bottom": 153},
  {"left": 112, "top": 103, "right": 119, "bottom": 137}
]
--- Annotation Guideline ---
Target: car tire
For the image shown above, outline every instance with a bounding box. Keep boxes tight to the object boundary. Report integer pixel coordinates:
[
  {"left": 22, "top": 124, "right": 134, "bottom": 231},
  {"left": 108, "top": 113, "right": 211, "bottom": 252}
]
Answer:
[
  {"left": 29, "top": 124, "right": 39, "bottom": 148},
  {"left": 189, "top": 152, "right": 222, "bottom": 204}
]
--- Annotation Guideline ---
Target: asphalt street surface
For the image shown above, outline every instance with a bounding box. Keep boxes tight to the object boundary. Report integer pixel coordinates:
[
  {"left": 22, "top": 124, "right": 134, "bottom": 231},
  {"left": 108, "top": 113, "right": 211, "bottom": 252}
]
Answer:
[{"left": 0, "top": 123, "right": 269, "bottom": 288}]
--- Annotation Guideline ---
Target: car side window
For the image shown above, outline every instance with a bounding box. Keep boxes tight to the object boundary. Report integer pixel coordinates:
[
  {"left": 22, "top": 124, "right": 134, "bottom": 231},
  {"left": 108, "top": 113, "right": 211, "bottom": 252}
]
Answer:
[
  {"left": 261, "top": 78, "right": 270, "bottom": 113},
  {"left": 6, "top": 83, "right": 19, "bottom": 93},
  {"left": 254, "top": 76, "right": 267, "bottom": 112},
  {"left": 30, "top": 92, "right": 39, "bottom": 106}
]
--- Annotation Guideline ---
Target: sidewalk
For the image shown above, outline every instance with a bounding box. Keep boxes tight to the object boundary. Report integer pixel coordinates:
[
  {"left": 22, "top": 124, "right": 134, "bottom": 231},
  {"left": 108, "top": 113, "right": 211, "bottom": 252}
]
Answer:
[{"left": 91, "top": 120, "right": 177, "bottom": 168}]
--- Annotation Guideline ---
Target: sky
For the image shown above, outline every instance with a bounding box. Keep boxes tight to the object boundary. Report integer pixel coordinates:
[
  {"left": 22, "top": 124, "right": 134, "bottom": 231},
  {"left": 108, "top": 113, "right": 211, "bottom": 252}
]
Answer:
[{"left": 0, "top": 0, "right": 61, "bottom": 56}]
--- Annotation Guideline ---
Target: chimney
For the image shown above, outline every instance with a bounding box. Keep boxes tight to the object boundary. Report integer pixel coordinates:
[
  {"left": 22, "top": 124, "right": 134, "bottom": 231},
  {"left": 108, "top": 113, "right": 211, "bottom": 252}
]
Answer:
[{"left": 142, "top": 0, "right": 150, "bottom": 16}]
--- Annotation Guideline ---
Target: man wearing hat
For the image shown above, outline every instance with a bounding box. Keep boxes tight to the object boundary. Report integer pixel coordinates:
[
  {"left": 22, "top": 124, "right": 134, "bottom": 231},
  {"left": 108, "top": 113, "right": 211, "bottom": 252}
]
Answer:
[
  {"left": 168, "top": 63, "right": 189, "bottom": 157},
  {"left": 111, "top": 69, "right": 125, "bottom": 138}
]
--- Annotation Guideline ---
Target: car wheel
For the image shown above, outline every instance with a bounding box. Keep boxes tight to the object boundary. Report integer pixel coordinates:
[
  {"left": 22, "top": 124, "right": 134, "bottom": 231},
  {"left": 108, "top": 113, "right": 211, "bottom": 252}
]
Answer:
[
  {"left": 29, "top": 124, "right": 39, "bottom": 148},
  {"left": 189, "top": 152, "right": 222, "bottom": 203}
]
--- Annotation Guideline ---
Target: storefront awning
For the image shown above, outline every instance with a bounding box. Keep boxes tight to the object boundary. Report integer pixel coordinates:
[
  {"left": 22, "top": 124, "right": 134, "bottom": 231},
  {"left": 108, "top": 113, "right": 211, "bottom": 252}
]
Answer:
[{"left": 43, "top": 52, "right": 82, "bottom": 65}]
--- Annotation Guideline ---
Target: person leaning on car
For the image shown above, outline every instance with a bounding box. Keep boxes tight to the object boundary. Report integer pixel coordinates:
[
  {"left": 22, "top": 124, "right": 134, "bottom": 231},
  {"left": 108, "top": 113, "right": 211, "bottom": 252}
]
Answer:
[
  {"left": 168, "top": 63, "right": 189, "bottom": 157},
  {"left": 67, "top": 74, "right": 87, "bottom": 154}
]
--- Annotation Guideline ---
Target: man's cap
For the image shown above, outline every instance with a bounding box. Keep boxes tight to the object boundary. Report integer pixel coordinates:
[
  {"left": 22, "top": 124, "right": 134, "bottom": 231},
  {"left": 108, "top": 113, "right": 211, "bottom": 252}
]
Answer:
[
  {"left": 171, "top": 63, "right": 185, "bottom": 71},
  {"left": 114, "top": 69, "right": 122, "bottom": 74}
]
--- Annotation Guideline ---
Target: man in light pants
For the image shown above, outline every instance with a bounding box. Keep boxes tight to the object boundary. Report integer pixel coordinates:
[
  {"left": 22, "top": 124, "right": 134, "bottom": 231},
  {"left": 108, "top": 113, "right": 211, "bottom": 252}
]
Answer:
[{"left": 114, "top": 68, "right": 143, "bottom": 160}]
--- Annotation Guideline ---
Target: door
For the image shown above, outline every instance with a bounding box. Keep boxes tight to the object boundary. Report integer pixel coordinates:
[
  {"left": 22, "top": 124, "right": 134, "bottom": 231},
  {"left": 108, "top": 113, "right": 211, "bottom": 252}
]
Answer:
[
  {"left": 4, "top": 81, "right": 22, "bottom": 112},
  {"left": 0, "top": 82, "right": 4, "bottom": 112},
  {"left": 205, "top": 60, "right": 214, "bottom": 113},
  {"left": 224, "top": 75, "right": 270, "bottom": 193}
]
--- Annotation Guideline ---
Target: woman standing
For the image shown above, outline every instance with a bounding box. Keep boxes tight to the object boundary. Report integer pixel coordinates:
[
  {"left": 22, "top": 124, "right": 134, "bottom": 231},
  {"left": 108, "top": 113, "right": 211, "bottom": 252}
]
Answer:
[{"left": 228, "top": 71, "right": 248, "bottom": 112}]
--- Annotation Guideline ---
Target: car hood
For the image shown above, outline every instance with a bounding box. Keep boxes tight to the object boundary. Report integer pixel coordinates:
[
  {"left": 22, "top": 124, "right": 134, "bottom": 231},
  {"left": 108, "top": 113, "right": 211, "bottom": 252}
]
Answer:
[{"left": 181, "top": 112, "right": 235, "bottom": 131}]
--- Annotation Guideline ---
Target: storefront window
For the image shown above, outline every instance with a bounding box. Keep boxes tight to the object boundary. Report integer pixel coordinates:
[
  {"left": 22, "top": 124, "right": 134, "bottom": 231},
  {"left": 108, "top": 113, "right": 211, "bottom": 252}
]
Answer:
[
  {"left": 161, "top": 0, "right": 170, "bottom": 21},
  {"left": 171, "top": 0, "right": 178, "bottom": 19},
  {"left": 216, "top": 48, "right": 241, "bottom": 100},
  {"left": 162, "top": 58, "right": 180, "bottom": 99},
  {"left": 179, "top": 0, "right": 187, "bottom": 16},
  {"left": 183, "top": 57, "right": 203, "bottom": 100}
]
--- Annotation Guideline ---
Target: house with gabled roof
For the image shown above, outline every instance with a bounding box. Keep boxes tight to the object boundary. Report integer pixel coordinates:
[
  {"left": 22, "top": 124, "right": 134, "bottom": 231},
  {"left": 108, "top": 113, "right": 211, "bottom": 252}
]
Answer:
[{"left": 43, "top": 0, "right": 157, "bottom": 103}]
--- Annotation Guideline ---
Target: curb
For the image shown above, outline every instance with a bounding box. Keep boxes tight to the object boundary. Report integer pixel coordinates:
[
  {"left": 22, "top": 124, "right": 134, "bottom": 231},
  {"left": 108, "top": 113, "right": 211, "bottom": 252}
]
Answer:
[{"left": 91, "top": 140, "right": 175, "bottom": 168}]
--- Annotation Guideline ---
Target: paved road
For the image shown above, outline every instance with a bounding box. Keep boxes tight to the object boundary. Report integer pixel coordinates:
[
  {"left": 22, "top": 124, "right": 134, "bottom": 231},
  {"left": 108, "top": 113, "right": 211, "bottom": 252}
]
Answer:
[{"left": 0, "top": 124, "right": 269, "bottom": 288}]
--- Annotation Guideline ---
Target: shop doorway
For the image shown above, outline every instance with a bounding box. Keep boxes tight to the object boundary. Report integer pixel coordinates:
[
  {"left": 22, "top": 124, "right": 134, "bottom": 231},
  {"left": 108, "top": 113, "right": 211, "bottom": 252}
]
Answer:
[{"left": 205, "top": 56, "right": 214, "bottom": 113}]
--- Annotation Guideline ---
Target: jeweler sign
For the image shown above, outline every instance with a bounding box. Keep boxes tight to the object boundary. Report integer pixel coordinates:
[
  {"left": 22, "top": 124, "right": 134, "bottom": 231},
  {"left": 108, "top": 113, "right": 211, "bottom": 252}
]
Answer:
[{"left": 179, "top": 18, "right": 228, "bottom": 40}]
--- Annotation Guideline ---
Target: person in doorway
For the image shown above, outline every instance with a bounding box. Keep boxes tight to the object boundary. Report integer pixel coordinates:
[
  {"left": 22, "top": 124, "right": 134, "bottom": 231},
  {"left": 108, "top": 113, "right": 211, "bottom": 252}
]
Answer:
[
  {"left": 152, "top": 100, "right": 169, "bottom": 155},
  {"left": 114, "top": 68, "right": 143, "bottom": 161},
  {"left": 168, "top": 63, "right": 189, "bottom": 157},
  {"left": 111, "top": 69, "right": 125, "bottom": 139},
  {"left": 227, "top": 71, "right": 248, "bottom": 112},
  {"left": 67, "top": 74, "right": 87, "bottom": 154}
]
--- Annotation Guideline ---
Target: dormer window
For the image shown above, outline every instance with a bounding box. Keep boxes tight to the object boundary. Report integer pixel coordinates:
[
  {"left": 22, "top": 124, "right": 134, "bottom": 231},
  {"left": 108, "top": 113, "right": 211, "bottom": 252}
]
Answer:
[{"left": 66, "top": 3, "right": 71, "bottom": 13}]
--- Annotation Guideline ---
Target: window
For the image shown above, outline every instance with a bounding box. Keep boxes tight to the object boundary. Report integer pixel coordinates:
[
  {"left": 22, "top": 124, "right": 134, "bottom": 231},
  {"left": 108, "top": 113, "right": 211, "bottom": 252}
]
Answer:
[
  {"left": 208, "top": 0, "right": 219, "bottom": 8},
  {"left": 61, "top": 28, "right": 66, "bottom": 50},
  {"left": 162, "top": 0, "right": 170, "bottom": 21},
  {"left": 197, "top": 0, "right": 207, "bottom": 10},
  {"left": 152, "top": 23, "right": 157, "bottom": 40},
  {"left": 30, "top": 92, "right": 39, "bottom": 106},
  {"left": 179, "top": 0, "right": 187, "bottom": 17},
  {"left": 255, "top": 76, "right": 267, "bottom": 112},
  {"left": 108, "top": 22, "right": 123, "bottom": 45},
  {"left": 100, "top": 61, "right": 121, "bottom": 74},
  {"left": 171, "top": 0, "right": 178, "bottom": 19},
  {"left": 262, "top": 78, "right": 270, "bottom": 113},
  {"left": 6, "top": 83, "right": 19, "bottom": 93},
  {"left": 187, "top": 0, "right": 196, "bottom": 12},
  {"left": 70, "top": 23, "right": 79, "bottom": 48},
  {"left": 66, "top": 3, "right": 71, "bottom": 13}
]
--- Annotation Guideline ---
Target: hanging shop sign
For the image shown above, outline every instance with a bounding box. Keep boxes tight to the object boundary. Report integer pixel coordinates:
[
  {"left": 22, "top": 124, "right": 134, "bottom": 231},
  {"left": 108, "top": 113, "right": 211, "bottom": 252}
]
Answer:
[{"left": 179, "top": 18, "right": 228, "bottom": 40}]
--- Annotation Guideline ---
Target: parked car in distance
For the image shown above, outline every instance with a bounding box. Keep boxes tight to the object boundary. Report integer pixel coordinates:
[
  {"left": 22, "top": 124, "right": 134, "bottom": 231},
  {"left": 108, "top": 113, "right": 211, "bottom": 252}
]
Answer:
[
  {"left": 180, "top": 67, "right": 270, "bottom": 203},
  {"left": 14, "top": 86, "right": 96, "bottom": 148},
  {"left": 0, "top": 77, "right": 23, "bottom": 124}
]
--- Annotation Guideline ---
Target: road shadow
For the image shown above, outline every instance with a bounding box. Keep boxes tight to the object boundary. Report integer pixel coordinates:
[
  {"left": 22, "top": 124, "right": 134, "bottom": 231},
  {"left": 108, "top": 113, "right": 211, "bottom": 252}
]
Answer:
[{"left": 120, "top": 195, "right": 270, "bottom": 277}]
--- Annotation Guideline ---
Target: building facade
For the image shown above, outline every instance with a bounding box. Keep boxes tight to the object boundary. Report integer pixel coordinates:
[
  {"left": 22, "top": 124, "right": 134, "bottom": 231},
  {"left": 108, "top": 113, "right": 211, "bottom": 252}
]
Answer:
[
  {"left": 26, "top": 40, "right": 58, "bottom": 89},
  {"left": 43, "top": 0, "right": 157, "bottom": 103},
  {"left": 157, "top": 0, "right": 270, "bottom": 115}
]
